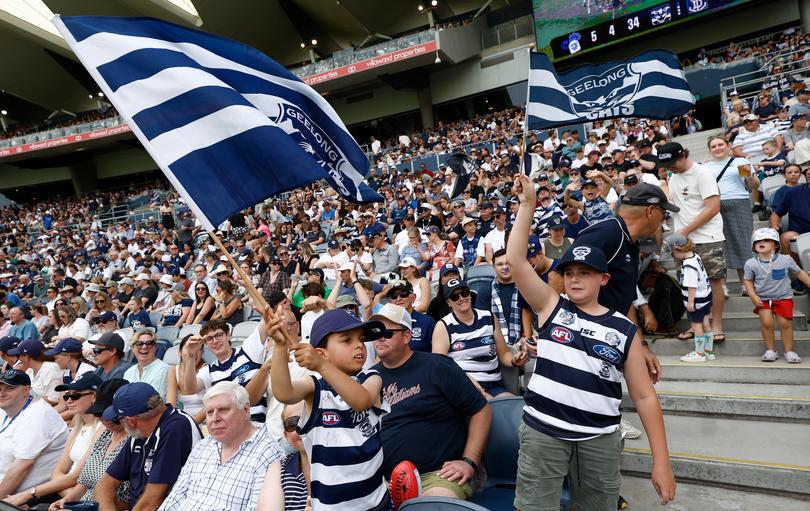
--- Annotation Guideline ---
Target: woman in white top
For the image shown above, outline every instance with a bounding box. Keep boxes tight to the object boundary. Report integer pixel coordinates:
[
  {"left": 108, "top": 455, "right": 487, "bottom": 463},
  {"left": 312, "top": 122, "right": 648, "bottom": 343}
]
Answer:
[
  {"left": 13, "top": 339, "right": 62, "bottom": 405},
  {"left": 3, "top": 372, "right": 102, "bottom": 508},
  {"left": 166, "top": 335, "right": 207, "bottom": 416},
  {"left": 398, "top": 257, "right": 430, "bottom": 313},
  {"left": 52, "top": 305, "right": 90, "bottom": 344},
  {"left": 31, "top": 304, "right": 50, "bottom": 333}
]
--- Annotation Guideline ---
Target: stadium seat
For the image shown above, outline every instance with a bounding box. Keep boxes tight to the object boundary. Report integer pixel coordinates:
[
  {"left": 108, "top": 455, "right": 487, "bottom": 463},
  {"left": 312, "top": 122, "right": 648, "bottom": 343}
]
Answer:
[
  {"left": 148, "top": 311, "right": 162, "bottom": 328},
  {"left": 157, "top": 326, "right": 179, "bottom": 344},
  {"left": 796, "top": 233, "right": 810, "bottom": 271},
  {"left": 400, "top": 496, "right": 491, "bottom": 510},
  {"left": 242, "top": 304, "right": 253, "bottom": 322},
  {"left": 466, "top": 264, "right": 495, "bottom": 311},
  {"left": 761, "top": 174, "right": 786, "bottom": 203},
  {"left": 163, "top": 346, "right": 180, "bottom": 365},
  {"left": 116, "top": 327, "right": 134, "bottom": 344},
  {"left": 177, "top": 324, "right": 202, "bottom": 343},
  {"left": 231, "top": 321, "right": 259, "bottom": 342}
]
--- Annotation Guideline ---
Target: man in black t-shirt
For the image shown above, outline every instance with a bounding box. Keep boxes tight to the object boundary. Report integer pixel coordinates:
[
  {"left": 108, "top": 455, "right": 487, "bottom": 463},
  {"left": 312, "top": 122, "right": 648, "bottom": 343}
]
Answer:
[{"left": 372, "top": 304, "right": 491, "bottom": 500}]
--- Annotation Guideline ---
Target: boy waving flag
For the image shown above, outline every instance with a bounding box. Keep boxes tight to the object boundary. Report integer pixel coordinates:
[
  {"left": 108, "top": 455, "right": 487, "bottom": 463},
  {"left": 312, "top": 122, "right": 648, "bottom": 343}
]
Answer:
[{"left": 53, "top": 15, "right": 382, "bottom": 231}]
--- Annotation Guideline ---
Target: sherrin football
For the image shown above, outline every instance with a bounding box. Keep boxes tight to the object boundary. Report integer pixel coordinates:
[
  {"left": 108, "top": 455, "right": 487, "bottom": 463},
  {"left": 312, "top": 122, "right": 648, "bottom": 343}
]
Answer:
[{"left": 390, "top": 460, "right": 421, "bottom": 509}]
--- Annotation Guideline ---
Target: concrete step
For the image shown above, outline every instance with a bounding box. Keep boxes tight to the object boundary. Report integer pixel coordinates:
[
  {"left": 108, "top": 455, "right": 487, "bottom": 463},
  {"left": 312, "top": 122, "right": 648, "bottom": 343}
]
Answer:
[
  {"left": 675, "top": 311, "right": 808, "bottom": 332},
  {"left": 621, "top": 380, "right": 810, "bottom": 420},
  {"left": 658, "top": 355, "right": 810, "bottom": 384},
  {"left": 621, "top": 412, "right": 810, "bottom": 496},
  {"left": 647, "top": 334, "right": 810, "bottom": 356},
  {"left": 619, "top": 475, "right": 810, "bottom": 510}
]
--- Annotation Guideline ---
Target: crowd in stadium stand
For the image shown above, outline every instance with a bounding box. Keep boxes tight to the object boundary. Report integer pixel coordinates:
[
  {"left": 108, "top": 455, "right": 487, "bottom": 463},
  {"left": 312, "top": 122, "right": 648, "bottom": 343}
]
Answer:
[
  {"left": 0, "top": 108, "right": 120, "bottom": 141},
  {"left": 692, "top": 27, "right": 808, "bottom": 67},
  {"left": 4, "top": 88, "right": 810, "bottom": 508}
]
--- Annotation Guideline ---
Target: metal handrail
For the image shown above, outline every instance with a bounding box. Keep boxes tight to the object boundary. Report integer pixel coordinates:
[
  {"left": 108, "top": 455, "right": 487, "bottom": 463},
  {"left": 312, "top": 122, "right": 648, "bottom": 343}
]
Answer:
[
  {"left": 705, "top": 26, "right": 801, "bottom": 58},
  {"left": 718, "top": 63, "right": 810, "bottom": 126},
  {"left": 760, "top": 46, "right": 809, "bottom": 70}
]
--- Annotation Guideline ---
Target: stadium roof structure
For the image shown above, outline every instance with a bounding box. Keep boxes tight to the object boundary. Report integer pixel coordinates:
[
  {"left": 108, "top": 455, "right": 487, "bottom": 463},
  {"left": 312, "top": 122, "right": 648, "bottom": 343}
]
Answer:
[{"left": 0, "top": 0, "right": 508, "bottom": 124}]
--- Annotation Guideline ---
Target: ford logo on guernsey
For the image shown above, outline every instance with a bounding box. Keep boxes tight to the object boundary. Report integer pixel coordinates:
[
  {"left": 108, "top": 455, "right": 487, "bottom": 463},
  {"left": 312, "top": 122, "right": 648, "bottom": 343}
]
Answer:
[
  {"left": 322, "top": 412, "right": 341, "bottom": 426},
  {"left": 593, "top": 344, "right": 621, "bottom": 365},
  {"left": 550, "top": 327, "right": 573, "bottom": 344}
]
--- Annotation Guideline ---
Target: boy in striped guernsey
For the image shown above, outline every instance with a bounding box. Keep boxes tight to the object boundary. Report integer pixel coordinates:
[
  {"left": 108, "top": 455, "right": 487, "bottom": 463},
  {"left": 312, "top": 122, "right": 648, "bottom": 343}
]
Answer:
[
  {"left": 432, "top": 278, "right": 528, "bottom": 399},
  {"left": 269, "top": 309, "right": 392, "bottom": 511},
  {"left": 507, "top": 174, "right": 675, "bottom": 511},
  {"left": 665, "top": 234, "right": 715, "bottom": 362}
]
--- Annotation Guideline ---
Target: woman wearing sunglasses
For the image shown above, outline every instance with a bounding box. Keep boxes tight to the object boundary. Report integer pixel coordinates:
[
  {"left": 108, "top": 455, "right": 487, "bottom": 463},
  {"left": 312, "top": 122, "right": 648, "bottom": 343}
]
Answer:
[
  {"left": 176, "top": 281, "right": 216, "bottom": 328},
  {"left": 4, "top": 372, "right": 102, "bottom": 507},
  {"left": 432, "top": 279, "right": 528, "bottom": 400},
  {"left": 166, "top": 334, "right": 207, "bottom": 417},
  {"left": 259, "top": 401, "right": 309, "bottom": 511},
  {"left": 47, "top": 378, "right": 131, "bottom": 511}
]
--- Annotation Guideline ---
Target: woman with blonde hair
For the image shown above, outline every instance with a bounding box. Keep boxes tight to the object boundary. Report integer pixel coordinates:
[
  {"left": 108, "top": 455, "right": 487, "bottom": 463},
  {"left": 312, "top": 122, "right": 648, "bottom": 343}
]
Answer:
[
  {"left": 52, "top": 304, "right": 90, "bottom": 344},
  {"left": 70, "top": 296, "right": 88, "bottom": 319},
  {"left": 86, "top": 291, "right": 115, "bottom": 326}
]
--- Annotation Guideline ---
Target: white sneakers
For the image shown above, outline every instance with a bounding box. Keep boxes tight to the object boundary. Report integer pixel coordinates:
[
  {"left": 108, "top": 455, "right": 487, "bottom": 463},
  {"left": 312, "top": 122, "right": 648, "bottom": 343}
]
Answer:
[
  {"left": 620, "top": 419, "right": 642, "bottom": 440},
  {"left": 680, "top": 351, "right": 707, "bottom": 362}
]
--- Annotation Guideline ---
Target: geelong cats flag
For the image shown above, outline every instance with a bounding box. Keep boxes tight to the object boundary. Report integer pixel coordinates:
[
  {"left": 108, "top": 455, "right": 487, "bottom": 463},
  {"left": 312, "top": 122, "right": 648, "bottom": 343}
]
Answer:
[
  {"left": 527, "top": 50, "right": 694, "bottom": 130},
  {"left": 54, "top": 16, "right": 382, "bottom": 230}
]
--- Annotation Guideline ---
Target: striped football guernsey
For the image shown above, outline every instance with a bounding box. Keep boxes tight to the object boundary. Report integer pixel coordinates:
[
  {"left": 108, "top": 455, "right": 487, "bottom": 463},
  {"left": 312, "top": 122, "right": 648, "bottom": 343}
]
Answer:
[
  {"left": 442, "top": 309, "right": 501, "bottom": 383},
  {"left": 679, "top": 253, "right": 712, "bottom": 310}
]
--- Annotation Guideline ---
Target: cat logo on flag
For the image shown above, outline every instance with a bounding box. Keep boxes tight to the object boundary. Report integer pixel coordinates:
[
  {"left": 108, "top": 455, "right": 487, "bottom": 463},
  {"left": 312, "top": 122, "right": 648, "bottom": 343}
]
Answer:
[{"left": 565, "top": 63, "right": 642, "bottom": 120}]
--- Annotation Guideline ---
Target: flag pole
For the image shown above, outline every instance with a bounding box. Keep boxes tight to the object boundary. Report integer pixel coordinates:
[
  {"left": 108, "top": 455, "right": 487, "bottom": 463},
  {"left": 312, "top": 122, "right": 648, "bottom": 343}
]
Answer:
[
  {"left": 208, "top": 228, "right": 269, "bottom": 310},
  {"left": 519, "top": 46, "right": 533, "bottom": 175}
]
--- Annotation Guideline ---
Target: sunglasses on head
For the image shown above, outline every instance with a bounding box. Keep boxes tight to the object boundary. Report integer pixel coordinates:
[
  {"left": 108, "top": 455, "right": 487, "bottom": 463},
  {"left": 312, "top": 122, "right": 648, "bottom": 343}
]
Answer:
[
  {"left": 449, "top": 289, "right": 471, "bottom": 301},
  {"left": 284, "top": 415, "right": 300, "bottom": 432},
  {"left": 63, "top": 392, "right": 93, "bottom": 401}
]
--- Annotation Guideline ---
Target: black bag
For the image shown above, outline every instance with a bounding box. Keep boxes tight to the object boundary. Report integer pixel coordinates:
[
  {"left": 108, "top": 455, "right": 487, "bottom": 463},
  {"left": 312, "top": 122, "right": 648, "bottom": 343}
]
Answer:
[{"left": 646, "top": 273, "right": 685, "bottom": 330}]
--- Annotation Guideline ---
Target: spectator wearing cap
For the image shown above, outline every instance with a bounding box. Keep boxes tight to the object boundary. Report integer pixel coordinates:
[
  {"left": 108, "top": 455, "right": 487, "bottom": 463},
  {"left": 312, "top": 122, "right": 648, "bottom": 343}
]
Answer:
[
  {"left": 97, "top": 382, "right": 201, "bottom": 511},
  {"left": 426, "top": 263, "right": 462, "bottom": 321},
  {"left": 637, "top": 139, "right": 661, "bottom": 176},
  {"left": 160, "top": 285, "right": 192, "bottom": 327},
  {"left": 8, "top": 307, "right": 38, "bottom": 341},
  {"left": 5, "top": 373, "right": 103, "bottom": 507},
  {"left": 565, "top": 173, "right": 613, "bottom": 225},
  {"left": 90, "top": 332, "right": 131, "bottom": 381},
  {"left": 9, "top": 339, "right": 61, "bottom": 404},
  {"left": 475, "top": 202, "right": 497, "bottom": 237},
  {"left": 755, "top": 92, "right": 780, "bottom": 122},
  {"left": 328, "top": 262, "right": 376, "bottom": 312},
  {"left": 116, "top": 277, "right": 136, "bottom": 308},
  {"left": 133, "top": 273, "right": 158, "bottom": 309},
  {"left": 483, "top": 207, "right": 509, "bottom": 264},
  {"left": 0, "top": 370, "right": 68, "bottom": 501},
  {"left": 47, "top": 378, "right": 131, "bottom": 510},
  {"left": 397, "top": 257, "right": 430, "bottom": 313},
  {"left": 543, "top": 216, "right": 574, "bottom": 260},
  {"left": 527, "top": 234, "right": 563, "bottom": 291},
  {"left": 388, "top": 193, "right": 413, "bottom": 229},
  {"left": 159, "top": 381, "right": 284, "bottom": 511},
  {"left": 124, "top": 330, "right": 170, "bottom": 400},
  {"left": 370, "top": 303, "right": 490, "bottom": 500},
  {"left": 661, "top": 141, "right": 728, "bottom": 341},
  {"left": 454, "top": 217, "right": 484, "bottom": 270},
  {"left": 369, "top": 229, "right": 400, "bottom": 277},
  {"left": 32, "top": 275, "right": 48, "bottom": 301},
  {"left": 314, "top": 239, "right": 349, "bottom": 282},
  {"left": 257, "top": 255, "right": 292, "bottom": 304},
  {"left": 433, "top": 278, "right": 528, "bottom": 398},
  {"left": 150, "top": 274, "right": 176, "bottom": 313},
  {"left": 783, "top": 113, "right": 808, "bottom": 151},
  {"left": 732, "top": 114, "right": 783, "bottom": 162},
  {"left": 532, "top": 184, "right": 565, "bottom": 239},
  {"left": 290, "top": 268, "right": 331, "bottom": 311},
  {"left": 0, "top": 336, "right": 22, "bottom": 371},
  {"left": 360, "top": 211, "right": 387, "bottom": 240}
]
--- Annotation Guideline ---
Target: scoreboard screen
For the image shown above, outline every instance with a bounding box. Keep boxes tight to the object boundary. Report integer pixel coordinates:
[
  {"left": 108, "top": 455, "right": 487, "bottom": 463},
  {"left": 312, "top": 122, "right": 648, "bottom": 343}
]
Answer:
[{"left": 534, "top": 0, "right": 757, "bottom": 61}]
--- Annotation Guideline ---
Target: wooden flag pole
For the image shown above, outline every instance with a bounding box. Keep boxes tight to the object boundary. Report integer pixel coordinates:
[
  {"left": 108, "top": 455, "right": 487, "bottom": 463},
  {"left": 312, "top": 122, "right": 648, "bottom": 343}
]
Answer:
[{"left": 207, "top": 228, "right": 269, "bottom": 311}]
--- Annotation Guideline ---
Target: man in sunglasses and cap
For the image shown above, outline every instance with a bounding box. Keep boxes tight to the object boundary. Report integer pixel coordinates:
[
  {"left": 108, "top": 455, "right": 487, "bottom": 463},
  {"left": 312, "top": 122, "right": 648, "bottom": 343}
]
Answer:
[
  {"left": 90, "top": 331, "right": 131, "bottom": 381},
  {"left": 0, "top": 369, "right": 68, "bottom": 500}
]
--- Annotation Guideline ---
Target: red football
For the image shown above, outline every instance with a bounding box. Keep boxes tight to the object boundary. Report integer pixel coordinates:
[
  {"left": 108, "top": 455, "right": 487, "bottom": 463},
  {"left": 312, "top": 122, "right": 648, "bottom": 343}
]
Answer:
[{"left": 390, "top": 460, "right": 421, "bottom": 509}]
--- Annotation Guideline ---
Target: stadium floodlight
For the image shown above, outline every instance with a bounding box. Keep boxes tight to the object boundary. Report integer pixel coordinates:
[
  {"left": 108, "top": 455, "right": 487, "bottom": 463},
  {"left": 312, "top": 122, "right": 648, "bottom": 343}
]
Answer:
[
  {"left": 300, "top": 42, "right": 306, "bottom": 48},
  {"left": 434, "top": 54, "right": 441, "bottom": 64},
  {"left": 311, "top": 39, "right": 318, "bottom": 46},
  {"left": 88, "top": 94, "right": 94, "bottom": 99},
  {"left": 97, "top": 92, "right": 104, "bottom": 97},
  {"left": 417, "top": 4, "right": 424, "bottom": 12},
  {"left": 0, "top": 110, "right": 6, "bottom": 116},
  {"left": 431, "top": 0, "right": 438, "bottom": 6}
]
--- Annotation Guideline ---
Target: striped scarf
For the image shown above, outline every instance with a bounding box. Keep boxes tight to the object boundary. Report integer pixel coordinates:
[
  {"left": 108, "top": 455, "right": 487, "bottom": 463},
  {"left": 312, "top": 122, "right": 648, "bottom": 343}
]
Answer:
[{"left": 491, "top": 279, "right": 521, "bottom": 345}]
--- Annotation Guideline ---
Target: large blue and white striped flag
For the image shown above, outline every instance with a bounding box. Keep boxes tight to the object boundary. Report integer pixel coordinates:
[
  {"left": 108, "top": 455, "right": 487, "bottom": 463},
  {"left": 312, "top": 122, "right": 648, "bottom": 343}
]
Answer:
[
  {"left": 527, "top": 50, "right": 694, "bottom": 131},
  {"left": 53, "top": 16, "right": 382, "bottom": 231}
]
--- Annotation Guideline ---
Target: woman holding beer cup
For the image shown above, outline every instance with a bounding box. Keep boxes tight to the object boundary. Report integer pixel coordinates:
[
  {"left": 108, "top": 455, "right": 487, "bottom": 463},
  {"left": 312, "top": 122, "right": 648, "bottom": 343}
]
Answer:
[{"left": 706, "top": 134, "right": 759, "bottom": 301}]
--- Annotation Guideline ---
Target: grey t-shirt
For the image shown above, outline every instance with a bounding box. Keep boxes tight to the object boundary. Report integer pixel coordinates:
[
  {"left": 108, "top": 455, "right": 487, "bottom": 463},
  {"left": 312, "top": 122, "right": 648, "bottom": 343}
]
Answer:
[{"left": 744, "top": 253, "right": 801, "bottom": 300}]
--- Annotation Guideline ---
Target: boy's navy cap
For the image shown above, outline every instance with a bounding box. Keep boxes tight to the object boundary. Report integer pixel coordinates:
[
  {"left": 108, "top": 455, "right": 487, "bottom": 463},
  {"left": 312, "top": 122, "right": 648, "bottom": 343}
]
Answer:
[
  {"left": 548, "top": 216, "right": 565, "bottom": 229},
  {"left": 308, "top": 267, "right": 324, "bottom": 281},
  {"left": 582, "top": 179, "right": 597, "bottom": 188},
  {"left": 663, "top": 233, "right": 690, "bottom": 254},
  {"left": 624, "top": 174, "right": 639, "bottom": 186},
  {"left": 90, "top": 331, "right": 125, "bottom": 351},
  {"left": 0, "top": 336, "right": 22, "bottom": 353},
  {"left": 558, "top": 157, "right": 572, "bottom": 167},
  {"left": 103, "top": 382, "right": 159, "bottom": 421},
  {"left": 792, "top": 113, "right": 807, "bottom": 122},
  {"left": 169, "top": 266, "right": 182, "bottom": 276},
  {"left": 443, "top": 278, "right": 470, "bottom": 297},
  {"left": 440, "top": 263, "right": 461, "bottom": 278},
  {"left": 7, "top": 339, "right": 44, "bottom": 357},
  {"left": 87, "top": 378, "right": 128, "bottom": 416},
  {"left": 98, "top": 311, "right": 118, "bottom": 323},
  {"left": 480, "top": 202, "right": 494, "bottom": 209},
  {"left": 0, "top": 369, "right": 30, "bottom": 387},
  {"left": 45, "top": 338, "right": 83, "bottom": 356},
  {"left": 328, "top": 239, "right": 339, "bottom": 248},
  {"left": 309, "top": 309, "right": 385, "bottom": 349},
  {"left": 527, "top": 234, "right": 543, "bottom": 258},
  {"left": 621, "top": 183, "right": 680, "bottom": 212},
  {"left": 55, "top": 371, "right": 102, "bottom": 392},
  {"left": 556, "top": 246, "right": 609, "bottom": 273}
]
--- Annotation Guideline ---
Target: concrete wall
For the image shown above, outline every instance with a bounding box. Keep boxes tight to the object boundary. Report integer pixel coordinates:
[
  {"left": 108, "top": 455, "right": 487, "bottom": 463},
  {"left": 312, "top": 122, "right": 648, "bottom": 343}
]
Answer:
[{"left": 330, "top": 86, "right": 419, "bottom": 126}]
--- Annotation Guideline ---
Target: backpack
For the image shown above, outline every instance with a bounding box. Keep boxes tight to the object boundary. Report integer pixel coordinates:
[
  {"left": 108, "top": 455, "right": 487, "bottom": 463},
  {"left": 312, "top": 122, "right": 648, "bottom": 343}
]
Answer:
[{"left": 645, "top": 273, "right": 685, "bottom": 331}]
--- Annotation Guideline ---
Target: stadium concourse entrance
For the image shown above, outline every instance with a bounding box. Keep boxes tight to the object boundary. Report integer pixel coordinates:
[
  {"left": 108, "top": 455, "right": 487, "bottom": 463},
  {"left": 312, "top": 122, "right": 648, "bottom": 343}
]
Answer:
[{"left": 2, "top": 169, "right": 162, "bottom": 204}]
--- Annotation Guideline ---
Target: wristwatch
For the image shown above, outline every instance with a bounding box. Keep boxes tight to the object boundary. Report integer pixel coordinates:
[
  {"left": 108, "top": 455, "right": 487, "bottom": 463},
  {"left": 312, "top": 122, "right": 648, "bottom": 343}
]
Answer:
[{"left": 462, "top": 456, "right": 478, "bottom": 471}]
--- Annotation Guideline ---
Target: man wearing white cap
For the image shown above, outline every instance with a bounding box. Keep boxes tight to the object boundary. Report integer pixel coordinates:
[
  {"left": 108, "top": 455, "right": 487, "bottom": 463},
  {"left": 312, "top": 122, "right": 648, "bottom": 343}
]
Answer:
[{"left": 133, "top": 273, "right": 158, "bottom": 309}]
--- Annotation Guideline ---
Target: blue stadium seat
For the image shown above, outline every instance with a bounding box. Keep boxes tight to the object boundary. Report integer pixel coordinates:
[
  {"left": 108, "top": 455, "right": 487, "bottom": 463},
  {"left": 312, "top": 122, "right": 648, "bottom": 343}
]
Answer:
[
  {"left": 400, "top": 496, "right": 492, "bottom": 510},
  {"left": 156, "top": 326, "right": 179, "bottom": 344},
  {"left": 466, "top": 264, "right": 494, "bottom": 311}
]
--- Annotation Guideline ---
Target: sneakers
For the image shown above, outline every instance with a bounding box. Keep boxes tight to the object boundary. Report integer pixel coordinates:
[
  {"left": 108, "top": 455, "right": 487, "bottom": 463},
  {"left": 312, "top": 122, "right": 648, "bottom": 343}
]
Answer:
[
  {"left": 681, "top": 351, "right": 707, "bottom": 362},
  {"left": 705, "top": 352, "right": 716, "bottom": 361},
  {"left": 722, "top": 284, "right": 729, "bottom": 299},
  {"left": 762, "top": 349, "right": 778, "bottom": 362},
  {"left": 620, "top": 419, "right": 642, "bottom": 440}
]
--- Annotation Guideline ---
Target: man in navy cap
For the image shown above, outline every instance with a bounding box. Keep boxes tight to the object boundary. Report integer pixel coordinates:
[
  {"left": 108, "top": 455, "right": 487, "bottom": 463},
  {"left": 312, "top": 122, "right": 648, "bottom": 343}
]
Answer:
[
  {"left": 0, "top": 336, "right": 22, "bottom": 371},
  {"left": 427, "top": 263, "right": 462, "bottom": 321},
  {"left": 97, "top": 382, "right": 200, "bottom": 511},
  {"left": 90, "top": 331, "right": 131, "bottom": 381},
  {"left": 0, "top": 369, "right": 68, "bottom": 501}
]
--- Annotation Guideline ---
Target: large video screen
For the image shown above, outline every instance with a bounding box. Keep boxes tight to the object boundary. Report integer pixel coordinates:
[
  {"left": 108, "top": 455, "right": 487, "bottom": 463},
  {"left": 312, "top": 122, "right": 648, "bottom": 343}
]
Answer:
[{"left": 534, "top": 0, "right": 757, "bottom": 61}]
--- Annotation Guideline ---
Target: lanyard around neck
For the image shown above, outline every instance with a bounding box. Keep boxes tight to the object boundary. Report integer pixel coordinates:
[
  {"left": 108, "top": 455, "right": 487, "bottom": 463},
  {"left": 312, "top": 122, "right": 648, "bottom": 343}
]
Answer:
[{"left": 0, "top": 394, "right": 33, "bottom": 435}]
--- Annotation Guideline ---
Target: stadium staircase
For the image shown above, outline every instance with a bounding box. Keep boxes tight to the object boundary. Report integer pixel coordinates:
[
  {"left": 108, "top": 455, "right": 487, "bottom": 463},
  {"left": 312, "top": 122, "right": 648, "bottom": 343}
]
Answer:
[{"left": 616, "top": 129, "right": 810, "bottom": 509}]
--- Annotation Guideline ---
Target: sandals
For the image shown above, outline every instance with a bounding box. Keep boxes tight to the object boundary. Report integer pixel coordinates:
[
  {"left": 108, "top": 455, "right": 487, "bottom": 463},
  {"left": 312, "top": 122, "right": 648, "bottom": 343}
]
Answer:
[
  {"left": 785, "top": 351, "right": 803, "bottom": 364},
  {"left": 762, "top": 350, "right": 778, "bottom": 362},
  {"left": 677, "top": 330, "right": 694, "bottom": 340},
  {"left": 714, "top": 334, "right": 726, "bottom": 343}
]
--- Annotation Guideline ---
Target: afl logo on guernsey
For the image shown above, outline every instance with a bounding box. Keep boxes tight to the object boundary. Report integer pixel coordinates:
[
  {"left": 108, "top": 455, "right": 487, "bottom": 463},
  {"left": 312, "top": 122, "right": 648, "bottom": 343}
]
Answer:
[
  {"left": 451, "top": 341, "right": 466, "bottom": 351},
  {"left": 550, "top": 326, "right": 573, "bottom": 344},
  {"left": 322, "top": 412, "right": 341, "bottom": 426},
  {"left": 593, "top": 344, "right": 621, "bottom": 364}
]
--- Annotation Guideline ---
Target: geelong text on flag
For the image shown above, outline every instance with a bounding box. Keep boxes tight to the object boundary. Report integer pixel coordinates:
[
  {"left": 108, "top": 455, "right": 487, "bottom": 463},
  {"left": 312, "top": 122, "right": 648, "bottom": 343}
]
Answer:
[
  {"left": 527, "top": 50, "right": 694, "bottom": 130},
  {"left": 53, "top": 16, "right": 382, "bottom": 231}
]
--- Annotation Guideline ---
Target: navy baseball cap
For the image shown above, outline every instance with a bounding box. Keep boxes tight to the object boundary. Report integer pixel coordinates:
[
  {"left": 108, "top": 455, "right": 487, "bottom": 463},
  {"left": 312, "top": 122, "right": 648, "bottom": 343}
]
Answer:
[
  {"left": 440, "top": 262, "right": 461, "bottom": 278},
  {"left": 169, "top": 266, "right": 182, "bottom": 276},
  {"left": 480, "top": 202, "right": 494, "bottom": 209},
  {"left": 97, "top": 311, "right": 118, "bottom": 323},
  {"left": 443, "top": 278, "right": 471, "bottom": 298},
  {"left": 7, "top": 339, "right": 44, "bottom": 357},
  {"left": 558, "top": 157, "right": 572, "bottom": 167},
  {"left": 582, "top": 179, "right": 597, "bottom": 188},
  {"left": 45, "top": 338, "right": 83, "bottom": 357},
  {"left": 527, "top": 234, "right": 543, "bottom": 258},
  {"left": 328, "top": 239, "right": 339, "bottom": 249},
  {"left": 0, "top": 369, "right": 30, "bottom": 387},
  {"left": 556, "top": 246, "right": 609, "bottom": 273},
  {"left": 621, "top": 183, "right": 680, "bottom": 212},
  {"left": 90, "top": 331, "right": 125, "bottom": 352},
  {"left": 548, "top": 216, "right": 565, "bottom": 230},
  {"left": 103, "top": 382, "right": 160, "bottom": 421},
  {"left": 55, "top": 371, "right": 102, "bottom": 392},
  {"left": 87, "top": 378, "right": 128, "bottom": 416},
  {"left": 0, "top": 336, "right": 22, "bottom": 353},
  {"left": 309, "top": 309, "right": 385, "bottom": 349}
]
